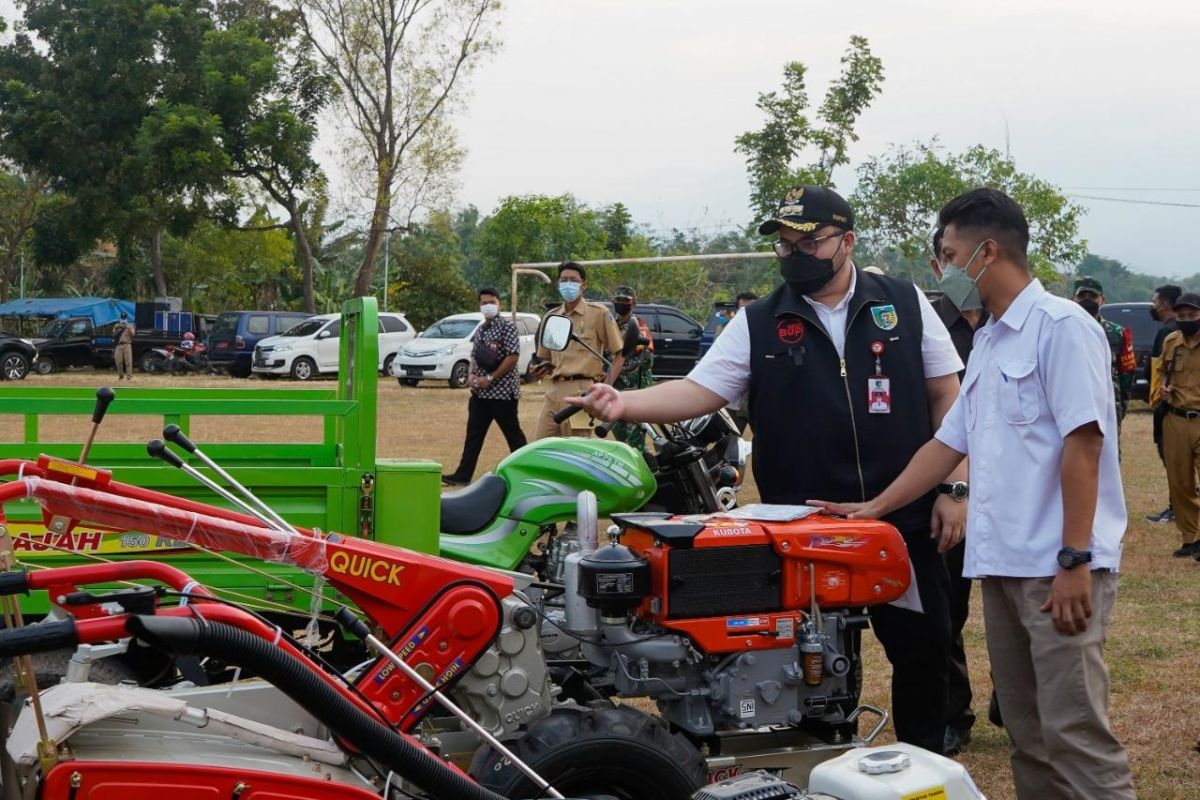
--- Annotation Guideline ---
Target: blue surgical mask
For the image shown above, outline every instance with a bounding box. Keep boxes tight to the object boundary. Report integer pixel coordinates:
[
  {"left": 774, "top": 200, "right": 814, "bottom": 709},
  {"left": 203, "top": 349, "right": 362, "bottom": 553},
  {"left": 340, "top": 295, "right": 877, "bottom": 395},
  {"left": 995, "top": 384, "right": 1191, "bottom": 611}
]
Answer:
[
  {"left": 558, "top": 281, "right": 582, "bottom": 302},
  {"left": 938, "top": 241, "right": 987, "bottom": 312}
]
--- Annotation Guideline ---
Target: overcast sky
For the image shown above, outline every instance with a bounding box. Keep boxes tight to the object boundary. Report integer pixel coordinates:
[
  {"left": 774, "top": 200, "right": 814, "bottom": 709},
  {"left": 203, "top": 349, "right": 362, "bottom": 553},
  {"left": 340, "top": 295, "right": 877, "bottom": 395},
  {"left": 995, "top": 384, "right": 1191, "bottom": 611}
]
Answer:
[{"left": 439, "top": 0, "right": 1200, "bottom": 278}]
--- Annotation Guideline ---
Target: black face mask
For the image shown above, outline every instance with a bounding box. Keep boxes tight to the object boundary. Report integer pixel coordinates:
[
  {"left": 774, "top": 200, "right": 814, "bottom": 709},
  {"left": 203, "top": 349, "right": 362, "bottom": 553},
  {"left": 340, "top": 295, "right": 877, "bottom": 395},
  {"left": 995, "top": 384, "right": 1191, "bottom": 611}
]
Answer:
[
  {"left": 1076, "top": 298, "right": 1101, "bottom": 318},
  {"left": 1179, "top": 320, "right": 1200, "bottom": 337},
  {"left": 781, "top": 250, "right": 842, "bottom": 296},
  {"left": 1149, "top": 306, "right": 1161, "bottom": 322},
  {"left": 613, "top": 302, "right": 632, "bottom": 317}
]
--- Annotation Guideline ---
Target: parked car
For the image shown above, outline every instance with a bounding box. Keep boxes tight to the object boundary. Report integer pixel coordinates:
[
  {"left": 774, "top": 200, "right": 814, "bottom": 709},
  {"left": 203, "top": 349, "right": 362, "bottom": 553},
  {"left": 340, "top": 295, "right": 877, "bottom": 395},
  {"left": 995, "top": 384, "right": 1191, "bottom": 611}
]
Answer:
[
  {"left": 207, "top": 311, "right": 313, "bottom": 378},
  {"left": 1101, "top": 301, "right": 1163, "bottom": 403},
  {"left": 0, "top": 331, "right": 37, "bottom": 380},
  {"left": 596, "top": 302, "right": 704, "bottom": 378},
  {"left": 252, "top": 311, "right": 415, "bottom": 380},
  {"left": 32, "top": 316, "right": 96, "bottom": 374},
  {"left": 699, "top": 302, "right": 738, "bottom": 357},
  {"left": 390, "top": 312, "right": 541, "bottom": 388}
]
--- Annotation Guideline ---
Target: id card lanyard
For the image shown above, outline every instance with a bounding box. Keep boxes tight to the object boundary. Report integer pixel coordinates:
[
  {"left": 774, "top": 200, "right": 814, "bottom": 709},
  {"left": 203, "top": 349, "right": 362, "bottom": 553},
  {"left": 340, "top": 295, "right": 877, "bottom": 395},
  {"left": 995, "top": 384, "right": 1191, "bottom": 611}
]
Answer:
[{"left": 868, "top": 340, "right": 891, "bottom": 414}]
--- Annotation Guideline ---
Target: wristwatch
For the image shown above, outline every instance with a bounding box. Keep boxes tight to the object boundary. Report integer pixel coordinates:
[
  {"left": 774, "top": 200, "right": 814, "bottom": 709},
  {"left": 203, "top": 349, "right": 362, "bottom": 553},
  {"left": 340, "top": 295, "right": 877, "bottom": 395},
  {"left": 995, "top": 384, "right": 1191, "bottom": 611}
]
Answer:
[
  {"left": 1056, "top": 546, "right": 1093, "bottom": 570},
  {"left": 936, "top": 481, "right": 969, "bottom": 502}
]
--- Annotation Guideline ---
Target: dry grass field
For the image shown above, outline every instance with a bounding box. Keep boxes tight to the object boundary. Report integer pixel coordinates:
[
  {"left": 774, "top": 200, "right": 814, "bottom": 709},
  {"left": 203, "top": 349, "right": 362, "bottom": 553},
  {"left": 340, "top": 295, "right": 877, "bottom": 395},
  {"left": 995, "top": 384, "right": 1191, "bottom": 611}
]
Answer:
[{"left": 3, "top": 370, "right": 1199, "bottom": 798}]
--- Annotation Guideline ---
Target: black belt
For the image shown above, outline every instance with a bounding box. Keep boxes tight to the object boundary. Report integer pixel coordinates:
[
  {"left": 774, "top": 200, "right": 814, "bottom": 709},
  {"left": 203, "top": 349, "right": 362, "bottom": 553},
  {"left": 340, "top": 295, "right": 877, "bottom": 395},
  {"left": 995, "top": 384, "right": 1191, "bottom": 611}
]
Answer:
[
  {"left": 552, "top": 374, "right": 596, "bottom": 382},
  {"left": 1166, "top": 405, "right": 1200, "bottom": 419}
]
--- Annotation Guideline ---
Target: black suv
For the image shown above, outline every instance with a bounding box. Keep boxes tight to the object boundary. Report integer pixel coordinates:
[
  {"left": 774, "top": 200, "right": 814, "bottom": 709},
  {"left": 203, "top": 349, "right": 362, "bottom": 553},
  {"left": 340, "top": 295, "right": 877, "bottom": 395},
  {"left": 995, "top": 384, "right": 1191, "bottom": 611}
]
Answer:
[
  {"left": 594, "top": 302, "right": 704, "bottom": 378},
  {"left": 1100, "top": 302, "right": 1162, "bottom": 402},
  {"left": 0, "top": 331, "right": 36, "bottom": 380}
]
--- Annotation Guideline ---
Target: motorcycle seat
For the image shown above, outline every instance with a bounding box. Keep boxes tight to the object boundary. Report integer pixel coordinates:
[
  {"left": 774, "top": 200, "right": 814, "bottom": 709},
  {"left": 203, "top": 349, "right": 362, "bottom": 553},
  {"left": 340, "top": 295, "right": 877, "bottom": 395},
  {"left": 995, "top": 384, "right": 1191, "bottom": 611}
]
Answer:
[{"left": 441, "top": 474, "right": 508, "bottom": 535}]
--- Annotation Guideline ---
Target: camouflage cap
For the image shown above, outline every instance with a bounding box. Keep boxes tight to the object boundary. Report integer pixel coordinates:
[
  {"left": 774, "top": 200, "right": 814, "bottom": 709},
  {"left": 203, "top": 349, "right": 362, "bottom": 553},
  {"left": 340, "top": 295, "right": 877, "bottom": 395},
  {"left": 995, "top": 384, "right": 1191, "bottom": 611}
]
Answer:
[
  {"left": 1073, "top": 276, "right": 1104, "bottom": 296},
  {"left": 612, "top": 285, "right": 636, "bottom": 300}
]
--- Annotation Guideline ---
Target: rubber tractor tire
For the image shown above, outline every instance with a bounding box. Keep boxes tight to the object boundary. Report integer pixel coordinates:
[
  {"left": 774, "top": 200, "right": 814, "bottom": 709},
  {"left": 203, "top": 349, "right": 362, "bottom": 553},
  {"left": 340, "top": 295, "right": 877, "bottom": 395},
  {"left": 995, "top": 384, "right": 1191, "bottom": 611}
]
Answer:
[{"left": 469, "top": 704, "right": 706, "bottom": 800}]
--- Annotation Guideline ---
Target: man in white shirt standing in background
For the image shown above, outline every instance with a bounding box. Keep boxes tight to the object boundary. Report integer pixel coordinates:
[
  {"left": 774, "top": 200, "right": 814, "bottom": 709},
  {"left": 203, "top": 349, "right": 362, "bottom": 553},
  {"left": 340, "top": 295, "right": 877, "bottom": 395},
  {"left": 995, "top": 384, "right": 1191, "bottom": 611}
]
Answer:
[{"left": 811, "top": 187, "right": 1134, "bottom": 800}]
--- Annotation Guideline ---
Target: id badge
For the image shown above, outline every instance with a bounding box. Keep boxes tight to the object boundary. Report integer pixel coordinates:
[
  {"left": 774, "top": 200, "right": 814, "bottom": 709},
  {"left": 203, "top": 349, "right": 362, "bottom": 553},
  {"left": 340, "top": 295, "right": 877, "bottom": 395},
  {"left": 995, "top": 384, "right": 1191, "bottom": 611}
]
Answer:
[{"left": 868, "top": 376, "right": 892, "bottom": 414}]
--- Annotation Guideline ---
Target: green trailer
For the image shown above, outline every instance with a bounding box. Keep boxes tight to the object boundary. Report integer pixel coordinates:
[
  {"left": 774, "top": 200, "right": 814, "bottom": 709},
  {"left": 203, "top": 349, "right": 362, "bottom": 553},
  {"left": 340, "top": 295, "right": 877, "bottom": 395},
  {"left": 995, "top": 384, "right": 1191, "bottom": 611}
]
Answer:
[{"left": 0, "top": 297, "right": 441, "bottom": 622}]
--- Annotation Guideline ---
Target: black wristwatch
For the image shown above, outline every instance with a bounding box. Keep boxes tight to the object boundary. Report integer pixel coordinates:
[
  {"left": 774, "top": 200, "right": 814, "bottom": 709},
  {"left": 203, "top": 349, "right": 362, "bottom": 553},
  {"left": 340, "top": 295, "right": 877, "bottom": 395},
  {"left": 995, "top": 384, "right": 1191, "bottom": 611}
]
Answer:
[
  {"left": 936, "top": 481, "right": 969, "bottom": 502},
  {"left": 1056, "top": 546, "right": 1093, "bottom": 570}
]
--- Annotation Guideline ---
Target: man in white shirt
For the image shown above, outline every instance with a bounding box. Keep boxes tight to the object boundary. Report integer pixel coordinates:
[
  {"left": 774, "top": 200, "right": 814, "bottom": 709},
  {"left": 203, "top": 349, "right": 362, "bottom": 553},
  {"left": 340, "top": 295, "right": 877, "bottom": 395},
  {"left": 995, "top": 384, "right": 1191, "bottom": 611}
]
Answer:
[
  {"left": 567, "top": 185, "right": 967, "bottom": 754},
  {"left": 811, "top": 188, "right": 1134, "bottom": 799}
]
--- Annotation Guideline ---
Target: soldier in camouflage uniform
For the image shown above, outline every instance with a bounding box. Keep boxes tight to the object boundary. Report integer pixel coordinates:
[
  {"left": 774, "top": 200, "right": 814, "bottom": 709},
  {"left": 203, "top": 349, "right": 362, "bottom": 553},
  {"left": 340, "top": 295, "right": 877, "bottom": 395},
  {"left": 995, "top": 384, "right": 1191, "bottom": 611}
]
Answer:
[
  {"left": 1074, "top": 276, "right": 1135, "bottom": 427},
  {"left": 610, "top": 286, "right": 654, "bottom": 452}
]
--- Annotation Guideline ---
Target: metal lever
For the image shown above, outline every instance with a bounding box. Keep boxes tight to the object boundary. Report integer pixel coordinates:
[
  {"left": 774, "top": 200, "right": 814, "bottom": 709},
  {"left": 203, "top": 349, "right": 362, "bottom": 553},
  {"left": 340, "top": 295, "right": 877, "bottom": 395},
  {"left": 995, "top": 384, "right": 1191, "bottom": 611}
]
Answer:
[
  {"left": 161, "top": 425, "right": 298, "bottom": 536},
  {"left": 335, "top": 608, "right": 564, "bottom": 799},
  {"left": 78, "top": 387, "right": 115, "bottom": 465}
]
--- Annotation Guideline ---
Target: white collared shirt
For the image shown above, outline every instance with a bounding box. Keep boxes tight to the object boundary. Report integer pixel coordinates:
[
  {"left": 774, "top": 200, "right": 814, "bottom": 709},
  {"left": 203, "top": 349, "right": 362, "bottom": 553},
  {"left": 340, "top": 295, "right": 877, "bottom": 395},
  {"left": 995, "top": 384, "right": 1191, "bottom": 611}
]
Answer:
[
  {"left": 935, "top": 279, "right": 1126, "bottom": 578},
  {"left": 689, "top": 267, "right": 963, "bottom": 404}
]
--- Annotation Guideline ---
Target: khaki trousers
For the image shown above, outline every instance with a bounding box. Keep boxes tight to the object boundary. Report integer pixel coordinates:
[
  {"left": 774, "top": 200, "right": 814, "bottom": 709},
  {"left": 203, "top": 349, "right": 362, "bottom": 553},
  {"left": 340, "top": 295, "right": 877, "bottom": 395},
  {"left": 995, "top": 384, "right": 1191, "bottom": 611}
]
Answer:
[
  {"left": 982, "top": 573, "right": 1134, "bottom": 800},
  {"left": 1163, "top": 412, "right": 1200, "bottom": 545},
  {"left": 533, "top": 378, "right": 596, "bottom": 439},
  {"left": 114, "top": 344, "right": 133, "bottom": 378}
]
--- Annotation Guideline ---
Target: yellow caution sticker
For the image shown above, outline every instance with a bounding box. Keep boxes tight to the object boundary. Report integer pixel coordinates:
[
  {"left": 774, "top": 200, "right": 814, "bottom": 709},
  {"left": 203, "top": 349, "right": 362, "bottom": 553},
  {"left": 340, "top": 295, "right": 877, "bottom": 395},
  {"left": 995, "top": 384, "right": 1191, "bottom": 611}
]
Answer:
[
  {"left": 902, "top": 788, "right": 947, "bottom": 800},
  {"left": 45, "top": 460, "right": 99, "bottom": 482}
]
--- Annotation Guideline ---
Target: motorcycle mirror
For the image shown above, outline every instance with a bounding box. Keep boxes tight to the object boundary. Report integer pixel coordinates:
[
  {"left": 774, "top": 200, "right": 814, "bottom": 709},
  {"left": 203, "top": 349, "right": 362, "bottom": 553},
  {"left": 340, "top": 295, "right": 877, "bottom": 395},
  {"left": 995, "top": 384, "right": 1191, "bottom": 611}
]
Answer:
[
  {"left": 619, "top": 320, "right": 642, "bottom": 357},
  {"left": 539, "top": 314, "right": 572, "bottom": 352}
]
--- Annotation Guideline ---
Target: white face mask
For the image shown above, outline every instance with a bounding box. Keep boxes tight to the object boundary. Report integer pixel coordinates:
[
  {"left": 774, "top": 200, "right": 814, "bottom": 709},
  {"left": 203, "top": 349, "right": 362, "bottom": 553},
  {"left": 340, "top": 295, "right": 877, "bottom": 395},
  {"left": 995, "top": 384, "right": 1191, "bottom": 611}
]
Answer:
[{"left": 480, "top": 303, "right": 499, "bottom": 319}]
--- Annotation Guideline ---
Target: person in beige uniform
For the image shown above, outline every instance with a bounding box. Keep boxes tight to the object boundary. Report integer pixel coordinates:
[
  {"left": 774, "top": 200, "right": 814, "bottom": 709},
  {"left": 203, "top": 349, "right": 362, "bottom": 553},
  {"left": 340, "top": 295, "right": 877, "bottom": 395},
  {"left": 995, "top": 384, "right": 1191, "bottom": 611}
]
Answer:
[
  {"left": 531, "top": 262, "right": 624, "bottom": 439},
  {"left": 1157, "top": 292, "right": 1200, "bottom": 558},
  {"left": 113, "top": 311, "right": 135, "bottom": 380}
]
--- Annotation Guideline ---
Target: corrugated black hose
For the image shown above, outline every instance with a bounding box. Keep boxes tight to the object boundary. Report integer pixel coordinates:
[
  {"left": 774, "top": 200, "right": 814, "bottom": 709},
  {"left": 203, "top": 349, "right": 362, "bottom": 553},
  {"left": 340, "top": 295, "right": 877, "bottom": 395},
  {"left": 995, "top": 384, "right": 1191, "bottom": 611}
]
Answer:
[{"left": 126, "top": 615, "right": 510, "bottom": 800}]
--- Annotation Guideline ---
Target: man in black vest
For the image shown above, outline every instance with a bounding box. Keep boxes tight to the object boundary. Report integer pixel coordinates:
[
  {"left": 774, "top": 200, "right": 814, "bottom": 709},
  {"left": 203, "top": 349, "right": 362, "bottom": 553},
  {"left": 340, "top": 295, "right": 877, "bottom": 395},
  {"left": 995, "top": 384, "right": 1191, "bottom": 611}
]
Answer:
[{"left": 567, "top": 186, "right": 967, "bottom": 754}]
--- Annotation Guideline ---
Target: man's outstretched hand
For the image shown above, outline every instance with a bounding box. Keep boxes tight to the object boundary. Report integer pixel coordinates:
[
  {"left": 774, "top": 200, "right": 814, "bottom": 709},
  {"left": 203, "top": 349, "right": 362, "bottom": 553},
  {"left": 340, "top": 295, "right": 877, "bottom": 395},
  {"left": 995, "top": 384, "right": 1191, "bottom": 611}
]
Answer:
[
  {"left": 806, "top": 499, "right": 881, "bottom": 519},
  {"left": 564, "top": 382, "right": 626, "bottom": 422}
]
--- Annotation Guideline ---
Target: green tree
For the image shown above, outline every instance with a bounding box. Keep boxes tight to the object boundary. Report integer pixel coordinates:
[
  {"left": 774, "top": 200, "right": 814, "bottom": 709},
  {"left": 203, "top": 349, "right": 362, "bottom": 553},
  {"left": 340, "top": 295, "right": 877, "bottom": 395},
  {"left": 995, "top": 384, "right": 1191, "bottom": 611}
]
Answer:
[
  {"left": 203, "top": 0, "right": 334, "bottom": 312},
  {"left": 387, "top": 211, "right": 474, "bottom": 329},
  {"left": 473, "top": 194, "right": 609, "bottom": 309},
  {"left": 0, "top": 167, "right": 57, "bottom": 301},
  {"left": 296, "top": 0, "right": 501, "bottom": 297},
  {"left": 852, "top": 142, "right": 1087, "bottom": 282},
  {"left": 734, "top": 36, "right": 884, "bottom": 224},
  {"left": 161, "top": 214, "right": 297, "bottom": 311},
  {"left": 0, "top": 0, "right": 235, "bottom": 296}
]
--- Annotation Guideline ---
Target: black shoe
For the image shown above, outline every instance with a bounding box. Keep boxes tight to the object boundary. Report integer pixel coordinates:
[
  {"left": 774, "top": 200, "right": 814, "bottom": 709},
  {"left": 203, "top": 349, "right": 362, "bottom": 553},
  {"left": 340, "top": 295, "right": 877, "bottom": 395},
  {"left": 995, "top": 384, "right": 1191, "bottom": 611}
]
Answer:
[
  {"left": 1147, "top": 506, "right": 1174, "bottom": 523},
  {"left": 987, "top": 691, "right": 1003, "bottom": 728},
  {"left": 441, "top": 475, "right": 468, "bottom": 487},
  {"left": 1173, "top": 542, "right": 1197, "bottom": 558},
  {"left": 943, "top": 726, "right": 971, "bottom": 757}
]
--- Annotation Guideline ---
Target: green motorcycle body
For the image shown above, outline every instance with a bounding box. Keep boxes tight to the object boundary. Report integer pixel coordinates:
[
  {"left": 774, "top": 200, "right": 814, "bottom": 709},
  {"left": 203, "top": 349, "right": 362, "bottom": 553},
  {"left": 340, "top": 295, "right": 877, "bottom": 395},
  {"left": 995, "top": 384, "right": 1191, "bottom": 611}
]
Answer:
[{"left": 438, "top": 437, "right": 655, "bottom": 570}]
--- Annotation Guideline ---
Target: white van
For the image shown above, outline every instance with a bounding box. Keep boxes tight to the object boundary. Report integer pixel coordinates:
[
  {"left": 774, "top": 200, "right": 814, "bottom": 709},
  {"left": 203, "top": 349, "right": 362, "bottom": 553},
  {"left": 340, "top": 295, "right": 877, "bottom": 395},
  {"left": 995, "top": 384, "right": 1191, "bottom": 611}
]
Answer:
[
  {"left": 252, "top": 311, "right": 415, "bottom": 380},
  {"left": 390, "top": 312, "right": 541, "bottom": 388}
]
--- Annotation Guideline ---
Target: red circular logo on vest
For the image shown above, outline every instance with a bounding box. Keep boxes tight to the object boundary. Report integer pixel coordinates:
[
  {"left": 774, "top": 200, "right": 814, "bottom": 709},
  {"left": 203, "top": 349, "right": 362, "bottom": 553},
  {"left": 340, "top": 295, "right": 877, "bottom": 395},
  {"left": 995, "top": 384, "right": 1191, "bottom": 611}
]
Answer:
[{"left": 777, "top": 319, "right": 805, "bottom": 344}]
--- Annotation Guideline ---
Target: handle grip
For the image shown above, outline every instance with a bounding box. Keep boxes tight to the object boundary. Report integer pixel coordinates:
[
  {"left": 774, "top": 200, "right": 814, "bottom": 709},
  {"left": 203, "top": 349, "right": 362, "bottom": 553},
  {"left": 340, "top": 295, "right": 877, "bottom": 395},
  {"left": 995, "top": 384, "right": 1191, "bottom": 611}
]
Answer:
[
  {"left": 553, "top": 400, "right": 586, "bottom": 424},
  {"left": 335, "top": 606, "right": 370, "bottom": 639},
  {"left": 594, "top": 420, "right": 613, "bottom": 438},
  {"left": 146, "top": 439, "right": 184, "bottom": 469},
  {"left": 92, "top": 387, "right": 115, "bottom": 424},
  {"left": 162, "top": 424, "right": 197, "bottom": 453},
  {"left": 0, "top": 570, "right": 30, "bottom": 597},
  {"left": 0, "top": 618, "right": 78, "bottom": 659}
]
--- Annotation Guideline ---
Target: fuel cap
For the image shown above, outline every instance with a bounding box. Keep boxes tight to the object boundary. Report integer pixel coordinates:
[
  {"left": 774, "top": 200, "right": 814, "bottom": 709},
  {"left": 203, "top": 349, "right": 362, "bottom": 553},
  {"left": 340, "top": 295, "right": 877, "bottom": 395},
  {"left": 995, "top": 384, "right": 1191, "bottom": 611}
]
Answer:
[{"left": 857, "top": 750, "right": 911, "bottom": 775}]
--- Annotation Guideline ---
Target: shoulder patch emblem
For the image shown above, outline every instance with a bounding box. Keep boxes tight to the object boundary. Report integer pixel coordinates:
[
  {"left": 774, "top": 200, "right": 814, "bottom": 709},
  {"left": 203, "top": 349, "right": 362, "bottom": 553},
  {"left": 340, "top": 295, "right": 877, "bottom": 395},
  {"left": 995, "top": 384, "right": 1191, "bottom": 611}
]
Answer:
[{"left": 871, "top": 305, "right": 898, "bottom": 331}]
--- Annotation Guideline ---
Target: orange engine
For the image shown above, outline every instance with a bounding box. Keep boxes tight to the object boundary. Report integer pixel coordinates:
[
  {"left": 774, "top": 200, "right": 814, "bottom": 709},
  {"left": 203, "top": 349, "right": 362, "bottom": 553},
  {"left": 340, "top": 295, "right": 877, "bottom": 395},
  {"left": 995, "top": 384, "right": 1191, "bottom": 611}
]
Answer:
[{"left": 611, "top": 512, "right": 910, "bottom": 654}]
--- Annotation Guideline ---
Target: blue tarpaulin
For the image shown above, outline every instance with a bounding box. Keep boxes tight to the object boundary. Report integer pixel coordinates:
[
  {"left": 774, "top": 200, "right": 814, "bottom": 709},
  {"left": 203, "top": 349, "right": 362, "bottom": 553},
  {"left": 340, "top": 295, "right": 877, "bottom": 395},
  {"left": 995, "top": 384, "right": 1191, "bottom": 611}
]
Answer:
[{"left": 0, "top": 297, "right": 135, "bottom": 328}]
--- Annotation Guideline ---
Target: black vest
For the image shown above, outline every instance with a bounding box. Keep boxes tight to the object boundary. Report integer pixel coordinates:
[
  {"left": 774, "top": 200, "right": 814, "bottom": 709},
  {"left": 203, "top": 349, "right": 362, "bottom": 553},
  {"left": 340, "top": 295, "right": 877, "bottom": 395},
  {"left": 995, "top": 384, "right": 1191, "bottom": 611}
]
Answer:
[{"left": 746, "top": 269, "right": 935, "bottom": 535}]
